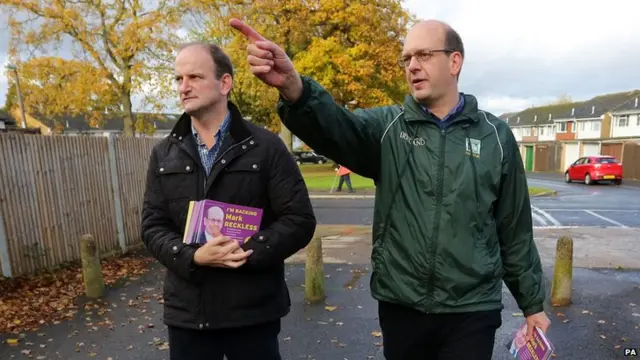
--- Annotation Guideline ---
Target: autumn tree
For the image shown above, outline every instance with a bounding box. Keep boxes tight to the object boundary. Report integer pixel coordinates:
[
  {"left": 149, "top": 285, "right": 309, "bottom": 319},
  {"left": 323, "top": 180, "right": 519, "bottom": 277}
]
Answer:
[
  {"left": 4, "top": 57, "right": 120, "bottom": 130},
  {"left": 186, "top": 0, "right": 415, "bottom": 150},
  {"left": 1, "top": 0, "right": 185, "bottom": 136}
]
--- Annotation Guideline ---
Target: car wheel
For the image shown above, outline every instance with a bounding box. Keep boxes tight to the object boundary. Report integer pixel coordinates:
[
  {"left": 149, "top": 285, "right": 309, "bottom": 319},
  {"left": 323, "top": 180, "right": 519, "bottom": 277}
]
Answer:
[
  {"left": 615, "top": 179, "right": 622, "bottom": 185},
  {"left": 565, "top": 172, "right": 571, "bottom": 183},
  {"left": 296, "top": 160, "right": 301, "bottom": 165},
  {"left": 317, "top": 160, "right": 324, "bottom": 164},
  {"left": 585, "top": 173, "right": 592, "bottom": 185}
]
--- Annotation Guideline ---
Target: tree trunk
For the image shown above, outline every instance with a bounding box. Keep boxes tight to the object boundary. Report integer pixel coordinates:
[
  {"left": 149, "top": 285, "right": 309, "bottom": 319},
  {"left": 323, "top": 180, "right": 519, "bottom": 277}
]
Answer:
[{"left": 121, "top": 91, "right": 135, "bottom": 137}]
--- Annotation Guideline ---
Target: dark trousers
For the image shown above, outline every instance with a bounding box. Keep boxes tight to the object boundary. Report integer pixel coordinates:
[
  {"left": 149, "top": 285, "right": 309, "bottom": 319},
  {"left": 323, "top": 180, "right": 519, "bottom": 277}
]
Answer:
[
  {"left": 378, "top": 301, "right": 502, "bottom": 360},
  {"left": 337, "top": 174, "right": 353, "bottom": 192},
  {"left": 168, "top": 319, "right": 282, "bottom": 360}
]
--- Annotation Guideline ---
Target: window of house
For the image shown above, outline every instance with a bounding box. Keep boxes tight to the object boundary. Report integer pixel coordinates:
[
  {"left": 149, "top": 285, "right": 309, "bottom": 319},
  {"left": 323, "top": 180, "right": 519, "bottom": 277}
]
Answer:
[
  {"left": 591, "top": 121, "right": 600, "bottom": 131},
  {"left": 539, "top": 126, "right": 545, "bottom": 135},
  {"left": 618, "top": 115, "right": 629, "bottom": 127},
  {"left": 557, "top": 122, "right": 567, "bottom": 132}
]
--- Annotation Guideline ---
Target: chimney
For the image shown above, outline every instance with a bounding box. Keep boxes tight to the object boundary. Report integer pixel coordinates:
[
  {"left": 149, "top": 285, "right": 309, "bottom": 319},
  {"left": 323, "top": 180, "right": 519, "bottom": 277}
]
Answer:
[
  {"left": 591, "top": 105, "right": 595, "bottom": 114},
  {"left": 571, "top": 108, "right": 575, "bottom": 116},
  {"left": 534, "top": 115, "right": 537, "bottom": 122},
  {"left": 548, "top": 113, "right": 552, "bottom": 120},
  {"left": 635, "top": 97, "right": 638, "bottom": 107}
]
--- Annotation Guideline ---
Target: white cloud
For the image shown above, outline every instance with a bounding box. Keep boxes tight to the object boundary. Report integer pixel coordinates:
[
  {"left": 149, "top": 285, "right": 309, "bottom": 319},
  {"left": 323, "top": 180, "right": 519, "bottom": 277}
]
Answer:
[{"left": 403, "top": 0, "right": 640, "bottom": 115}]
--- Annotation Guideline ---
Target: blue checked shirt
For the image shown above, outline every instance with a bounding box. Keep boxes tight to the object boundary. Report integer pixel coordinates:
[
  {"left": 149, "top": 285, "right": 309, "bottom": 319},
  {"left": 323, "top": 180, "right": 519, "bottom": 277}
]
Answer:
[{"left": 191, "top": 111, "right": 231, "bottom": 177}]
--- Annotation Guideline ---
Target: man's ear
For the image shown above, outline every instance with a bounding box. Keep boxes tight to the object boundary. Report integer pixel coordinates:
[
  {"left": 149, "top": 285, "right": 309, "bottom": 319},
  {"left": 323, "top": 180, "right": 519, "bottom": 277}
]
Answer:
[{"left": 220, "top": 73, "right": 233, "bottom": 96}]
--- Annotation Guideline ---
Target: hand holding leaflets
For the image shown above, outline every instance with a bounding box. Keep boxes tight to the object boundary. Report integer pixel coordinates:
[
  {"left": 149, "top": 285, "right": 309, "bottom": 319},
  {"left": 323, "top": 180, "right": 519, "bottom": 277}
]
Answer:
[
  {"left": 185, "top": 199, "right": 264, "bottom": 269},
  {"left": 193, "top": 236, "right": 253, "bottom": 269},
  {"left": 508, "top": 321, "right": 555, "bottom": 360}
]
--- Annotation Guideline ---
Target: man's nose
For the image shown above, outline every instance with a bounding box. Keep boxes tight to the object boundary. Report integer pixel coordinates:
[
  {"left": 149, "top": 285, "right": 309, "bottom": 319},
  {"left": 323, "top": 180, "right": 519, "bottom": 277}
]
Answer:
[
  {"left": 178, "top": 79, "right": 190, "bottom": 93},
  {"left": 407, "top": 56, "right": 422, "bottom": 71}
]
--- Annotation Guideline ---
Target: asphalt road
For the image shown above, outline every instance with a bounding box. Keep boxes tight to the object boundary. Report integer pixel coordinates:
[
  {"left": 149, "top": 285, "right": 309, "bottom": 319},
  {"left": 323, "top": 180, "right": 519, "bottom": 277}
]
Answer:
[{"left": 311, "top": 173, "right": 640, "bottom": 228}]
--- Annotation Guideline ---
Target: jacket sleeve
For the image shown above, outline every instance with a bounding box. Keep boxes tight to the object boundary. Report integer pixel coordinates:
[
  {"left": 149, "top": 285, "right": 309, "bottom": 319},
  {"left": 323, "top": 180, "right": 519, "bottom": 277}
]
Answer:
[
  {"left": 494, "top": 127, "right": 546, "bottom": 317},
  {"left": 277, "top": 76, "right": 393, "bottom": 180},
  {"left": 241, "top": 136, "right": 317, "bottom": 269},
  {"left": 140, "top": 146, "right": 204, "bottom": 283}
]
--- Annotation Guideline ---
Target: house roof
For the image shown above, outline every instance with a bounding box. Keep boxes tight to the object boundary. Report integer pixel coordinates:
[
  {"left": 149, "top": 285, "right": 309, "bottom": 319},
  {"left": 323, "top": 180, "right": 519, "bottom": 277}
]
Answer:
[
  {"left": 610, "top": 90, "right": 640, "bottom": 114},
  {"left": 0, "top": 110, "right": 16, "bottom": 125},
  {"left": 503, "top": 89, "right": 640, "bottom": 127},
  {"left": 572, "top": 90, "right": 640, "bottom": 119},
  {"left": 502, "top": 102, "right": 577, "bottom": 127},
  {"left": 35, "top": 112, "right": 180, "bottom": 132}
]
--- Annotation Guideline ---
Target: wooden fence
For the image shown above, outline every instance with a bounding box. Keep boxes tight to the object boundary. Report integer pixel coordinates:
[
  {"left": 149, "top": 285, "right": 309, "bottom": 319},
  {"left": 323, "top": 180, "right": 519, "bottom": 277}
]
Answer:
[{"left": 0, "top": 133, "right": 159, "bottom": 277}]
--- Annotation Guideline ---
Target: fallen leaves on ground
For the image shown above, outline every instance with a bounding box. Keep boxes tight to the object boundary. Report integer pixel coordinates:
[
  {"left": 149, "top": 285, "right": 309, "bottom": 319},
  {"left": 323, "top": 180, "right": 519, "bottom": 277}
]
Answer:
[{"left": 0, "top": 253, "right": 154, "bottom": 334}]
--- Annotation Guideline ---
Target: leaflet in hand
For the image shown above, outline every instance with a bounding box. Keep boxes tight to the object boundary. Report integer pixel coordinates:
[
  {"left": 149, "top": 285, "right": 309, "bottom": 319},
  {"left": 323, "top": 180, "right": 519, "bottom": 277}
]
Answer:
[
  {"left": 183, "top": 199, "right": 263, "bottom": 246},
  {"left": 508, "top": 322, "right": 555, "bottom": 360}
]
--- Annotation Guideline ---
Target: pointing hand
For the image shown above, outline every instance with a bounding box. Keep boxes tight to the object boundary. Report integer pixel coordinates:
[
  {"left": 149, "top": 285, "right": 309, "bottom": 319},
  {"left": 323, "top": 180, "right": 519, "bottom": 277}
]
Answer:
[{"left": 229, "top": 18, "right": 303, "bottom": 101}]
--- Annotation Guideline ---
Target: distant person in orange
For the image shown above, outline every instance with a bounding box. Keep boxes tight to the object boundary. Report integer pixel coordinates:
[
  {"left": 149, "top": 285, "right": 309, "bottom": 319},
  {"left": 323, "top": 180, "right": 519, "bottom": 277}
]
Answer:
[{"left": 336, "top": 165, "right": 354, "bottom": 193}]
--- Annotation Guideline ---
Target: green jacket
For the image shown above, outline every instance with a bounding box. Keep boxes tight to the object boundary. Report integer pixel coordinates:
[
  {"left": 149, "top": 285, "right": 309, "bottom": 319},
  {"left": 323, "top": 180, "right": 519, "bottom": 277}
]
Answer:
[{"left": 278, "top": 76, "right": 546, "bottom": 317}]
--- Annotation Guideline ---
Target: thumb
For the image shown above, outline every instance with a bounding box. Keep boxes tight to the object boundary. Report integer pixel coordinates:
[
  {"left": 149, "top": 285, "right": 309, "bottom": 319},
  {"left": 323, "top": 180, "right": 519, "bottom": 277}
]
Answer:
[{"left": 525, "top": 323, "right": 534, "bottom": 341}]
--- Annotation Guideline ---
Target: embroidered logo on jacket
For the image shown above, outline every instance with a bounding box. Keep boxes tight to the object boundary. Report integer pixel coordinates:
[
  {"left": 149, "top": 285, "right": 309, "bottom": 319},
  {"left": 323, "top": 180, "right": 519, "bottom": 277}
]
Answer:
[
  {"left": 466, "top": 138, "right": 481, "bottom": 158},
  {"left": 400, "top": 131, "right": 426, "bottom": 146}
]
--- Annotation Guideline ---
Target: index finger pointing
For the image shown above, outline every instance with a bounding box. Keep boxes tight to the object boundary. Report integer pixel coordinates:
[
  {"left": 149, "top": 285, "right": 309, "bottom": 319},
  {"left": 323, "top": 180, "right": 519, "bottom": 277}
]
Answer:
[{"left": 229, "top": 18, "right": 266, "bottom": 42}]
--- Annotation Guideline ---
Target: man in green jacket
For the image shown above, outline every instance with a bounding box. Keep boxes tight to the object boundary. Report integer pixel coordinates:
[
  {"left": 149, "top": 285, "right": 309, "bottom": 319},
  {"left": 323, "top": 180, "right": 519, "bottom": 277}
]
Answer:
[{"left": 231, "top": 18, "right": 550, "bottom": 360}]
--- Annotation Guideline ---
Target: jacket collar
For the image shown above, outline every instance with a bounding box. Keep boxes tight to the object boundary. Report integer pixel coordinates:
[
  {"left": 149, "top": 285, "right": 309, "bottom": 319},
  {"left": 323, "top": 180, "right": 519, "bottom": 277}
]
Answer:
[
  {"left": 403, "top": 93, "right": 479, "bottom": 125},
  {"left": 169, "top": 101, "right": 253, "bottom": 143}
]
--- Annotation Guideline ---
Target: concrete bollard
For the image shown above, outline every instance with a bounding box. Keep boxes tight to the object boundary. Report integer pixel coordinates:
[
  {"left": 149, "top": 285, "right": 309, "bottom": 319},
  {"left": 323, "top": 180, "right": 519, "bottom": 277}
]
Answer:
[
  {"left": 305, "top": 236, "right": 325, "bottom": 303},
  {"left": 80, "top": 234, "right": 105, "bottom": 299},
  {"left": 551, "top": 235, "right": 573, "bottom": 306}
]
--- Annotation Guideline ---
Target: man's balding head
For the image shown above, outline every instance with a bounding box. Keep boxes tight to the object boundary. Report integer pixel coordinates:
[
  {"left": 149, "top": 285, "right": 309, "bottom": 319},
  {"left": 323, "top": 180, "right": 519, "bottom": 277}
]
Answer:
[{"left": 401, "top": 19, "right": 465, "bottom": 106}]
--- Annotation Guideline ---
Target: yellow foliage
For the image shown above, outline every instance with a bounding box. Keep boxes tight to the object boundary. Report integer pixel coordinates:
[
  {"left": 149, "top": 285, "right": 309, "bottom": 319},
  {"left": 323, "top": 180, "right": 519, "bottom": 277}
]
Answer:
[
  {"left": 6, "top": 57, "right": 119, "bottom": 129},
  {"left": 1, "top": 0, "right": 185, "bottom": 136},
  {"left": 188, "top": 0, "right": 415, "bottom": 131}
]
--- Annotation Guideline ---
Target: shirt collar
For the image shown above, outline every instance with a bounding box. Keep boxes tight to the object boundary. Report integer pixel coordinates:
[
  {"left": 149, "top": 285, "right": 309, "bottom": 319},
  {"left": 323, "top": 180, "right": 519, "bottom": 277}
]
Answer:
[
  {"left": 421, "top": 93, "right": 465, "bottom": 122},
  {"left": 191, "top": 111, "right": 231, "bottom": 146}
]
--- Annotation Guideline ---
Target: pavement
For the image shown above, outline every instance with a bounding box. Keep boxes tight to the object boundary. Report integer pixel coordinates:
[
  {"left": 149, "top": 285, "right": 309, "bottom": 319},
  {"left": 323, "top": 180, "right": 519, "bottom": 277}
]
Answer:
[
  {"left": 311, "top": 172, "right": 640, "bottom": 228},
  {"left": 1, "top": 227, "right": 639, "bottom": 360}
]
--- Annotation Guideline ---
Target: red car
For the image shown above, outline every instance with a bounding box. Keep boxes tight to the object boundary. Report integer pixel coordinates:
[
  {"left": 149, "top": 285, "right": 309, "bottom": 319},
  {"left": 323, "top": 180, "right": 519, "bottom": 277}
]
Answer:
[{"left": 565, "top": 155, "right": 623, "bottom": 185}]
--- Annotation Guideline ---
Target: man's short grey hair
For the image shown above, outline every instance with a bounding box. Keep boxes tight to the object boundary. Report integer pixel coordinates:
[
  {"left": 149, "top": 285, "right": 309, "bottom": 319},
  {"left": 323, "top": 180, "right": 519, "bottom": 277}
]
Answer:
[{"left": 178, "top": 42, "right": 234, "bottom": 80}]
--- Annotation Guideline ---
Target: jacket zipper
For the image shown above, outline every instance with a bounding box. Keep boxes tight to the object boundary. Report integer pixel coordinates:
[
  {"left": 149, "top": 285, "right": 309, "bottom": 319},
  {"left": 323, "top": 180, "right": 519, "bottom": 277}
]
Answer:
[
  {"left": 427, "top": 127, "right": 446, "bottom": 304},
  {"left": 203, "top": 136, "right": 254, "bottom": 194}
]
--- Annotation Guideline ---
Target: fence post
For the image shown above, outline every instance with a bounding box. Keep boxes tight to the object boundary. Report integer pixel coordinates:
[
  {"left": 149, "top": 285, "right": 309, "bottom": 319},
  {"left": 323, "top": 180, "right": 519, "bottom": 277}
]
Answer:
[
  {"left": 80, "top": 234, "right": 105, "bottom": 298},
  {"left": 0, "top": 215, "right": 12, "bottom": 278},
  {"left": 107, "top": 134, "right": 126, "bottom": 253},
  {"left": 551, "top": 235, "right": 573, "bottom": 306},
  {"left": 305, "top": 236, "right": 325, "bottom": 303}
]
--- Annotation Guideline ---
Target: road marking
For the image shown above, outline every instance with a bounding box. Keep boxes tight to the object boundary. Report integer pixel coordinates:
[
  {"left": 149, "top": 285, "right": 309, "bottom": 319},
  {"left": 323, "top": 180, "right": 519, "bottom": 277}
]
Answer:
[
  {"left": 583, "top": 210, "right": 629, "bottom": 228},
  {"left": 534, "top": 209, "right": 640, "bottom": 212},
  {"left": 531, "top": 206, "right": 562, "bottom": 226},
  {"left": 527, "top": 179, "right": 573, "bottom": 189},
  {"left": 531, "top": 212, "right": 548, "bottom": 226},
  {"left": 310, "top": 195, "right": 375, "bottom": 199}
]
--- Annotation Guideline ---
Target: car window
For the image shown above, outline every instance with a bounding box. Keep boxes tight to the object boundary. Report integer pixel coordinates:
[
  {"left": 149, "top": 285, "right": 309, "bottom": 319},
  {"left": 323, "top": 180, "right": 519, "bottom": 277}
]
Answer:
[{"left": 596, "top": 157, "right": 618, "bottom": 164}]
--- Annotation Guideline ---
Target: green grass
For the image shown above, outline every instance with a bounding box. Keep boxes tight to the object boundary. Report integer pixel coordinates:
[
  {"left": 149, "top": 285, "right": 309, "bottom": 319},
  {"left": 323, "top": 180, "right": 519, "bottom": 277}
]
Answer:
[
  {"left": 299, "top": 164, "right": 375, "bottom": 191},
  {"left": 528, "top": 186, "right": 556, "bottom": 196},
  {"left": 299, "top": 164, "right": 556, "bottom": 196}
]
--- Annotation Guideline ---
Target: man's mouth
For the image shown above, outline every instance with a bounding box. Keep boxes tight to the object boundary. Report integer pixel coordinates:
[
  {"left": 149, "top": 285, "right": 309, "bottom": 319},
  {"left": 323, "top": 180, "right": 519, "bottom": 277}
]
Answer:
[{"left": 412, "top": 79, "right": 426, "bottom": 85}]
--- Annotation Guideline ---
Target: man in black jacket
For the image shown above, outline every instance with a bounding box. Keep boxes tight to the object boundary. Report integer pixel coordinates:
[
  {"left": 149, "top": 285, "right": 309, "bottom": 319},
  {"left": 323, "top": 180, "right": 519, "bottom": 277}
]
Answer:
[{"left": 140, "top": 42, "right": 316, "bottom": 360}]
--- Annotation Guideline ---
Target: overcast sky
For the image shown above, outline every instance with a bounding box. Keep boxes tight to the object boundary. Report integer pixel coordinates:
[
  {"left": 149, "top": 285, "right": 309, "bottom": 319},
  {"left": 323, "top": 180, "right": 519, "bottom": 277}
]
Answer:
[{"left": 1, "top": 0, "right": 639, "bottom": 116}]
